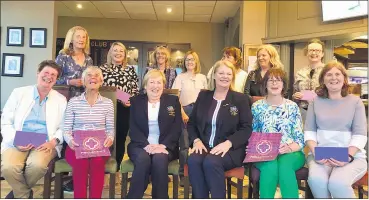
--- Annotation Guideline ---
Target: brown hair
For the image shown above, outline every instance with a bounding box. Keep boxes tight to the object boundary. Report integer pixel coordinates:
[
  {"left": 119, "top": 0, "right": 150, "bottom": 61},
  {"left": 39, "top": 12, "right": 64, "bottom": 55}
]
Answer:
[
  {"left": 38, "top": 60, "right": 62, "bottom": 78},
  {"left": 223, "top": 47, "right": 242, "bottom": 69},
  {"left": 262, "top": 68, "right": 288, "bottom": 96},
  {"left": 303, "top": 38, "right": 325, "bottom": 56},
  {"left": 315, "top": 61, "right": 349, "bottom": 98}
]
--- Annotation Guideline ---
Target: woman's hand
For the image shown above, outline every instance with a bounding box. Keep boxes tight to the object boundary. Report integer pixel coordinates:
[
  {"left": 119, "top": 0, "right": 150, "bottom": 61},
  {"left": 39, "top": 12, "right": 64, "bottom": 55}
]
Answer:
[
  {"left": 16, "top": 144, "right": 34, "bottom": 152},
  {"left": 104, "top": 137, "right": 114, "bottom": 148},
  {"left": 36, "top": 141, "right": 55, "bottom": 154},
  {"left": 68, "top": 139, "right": 79, "bottom": 150},
  {"left": 279, "top": 143, "right": 292, "bottom": 154},
  {"left": 123, "top": 99, "right": 131, "bottom": 107},
  {"left": 210, "top": 140, "right": 232, "bottom": 157},
  {"left": 69, "top": 79, "right": 83, "bottom": 87},
  {"left": 328, "top": 158, "right": 348, "bottom": 167},
  {"left": 293, "top": 92, "right": 303, "bottom": 100},
  {"left": 150, "top": 147, "right": 169, "bottom": 155},
  {"left": 144, "top": 144, "right": 167, "bottom": 154},
  {"left": 190, "top": 139, "right": 207, "bottom": 155},
  {"left": 182, "top": 112, "right": 189, "bottom": 125}
]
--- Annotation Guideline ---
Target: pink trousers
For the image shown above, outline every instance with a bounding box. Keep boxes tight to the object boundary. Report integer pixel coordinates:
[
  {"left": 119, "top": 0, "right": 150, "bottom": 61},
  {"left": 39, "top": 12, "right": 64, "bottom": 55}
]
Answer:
[{"left": 65, "top": 146, "right": 108, "bottom": 198}]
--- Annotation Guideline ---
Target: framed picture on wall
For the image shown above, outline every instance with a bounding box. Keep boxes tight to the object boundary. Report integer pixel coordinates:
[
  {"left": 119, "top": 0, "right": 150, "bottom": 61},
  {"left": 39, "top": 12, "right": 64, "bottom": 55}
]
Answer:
[
  {"left": 6, "top": 27, "right": 24, "bottom": 46},
  {"left": 30, "top": 28, "right": 47, "bottom": 48},
  {"left": 1, "top": 53, "right": 24, "bottom": 77}
]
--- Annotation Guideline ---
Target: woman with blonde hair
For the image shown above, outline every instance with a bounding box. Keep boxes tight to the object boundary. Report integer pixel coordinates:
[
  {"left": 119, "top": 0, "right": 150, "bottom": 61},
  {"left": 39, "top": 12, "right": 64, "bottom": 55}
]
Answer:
[
  {"left": 127, "top": 69, "right": 182, "bottom": 198},
  {"left": 144, "top": 46, "right": 177, "bottom": 89},
  {"left": 171, "top": 50, "right": 207, "bottom": 184},
  {"left": 187, "top": 60, "right": 252, "bottom": 198},
  {"left": 243, "top": 44, "right": 284, "bottom": 103},
  {"left": 56, "top": 26, "right": 93, "bottom": 98},
  {"left": 305, "top": 61, "right": 367, "bottom": 198},
  {"left": 100, "top": 42, "right": 139, "bottom": 175}
]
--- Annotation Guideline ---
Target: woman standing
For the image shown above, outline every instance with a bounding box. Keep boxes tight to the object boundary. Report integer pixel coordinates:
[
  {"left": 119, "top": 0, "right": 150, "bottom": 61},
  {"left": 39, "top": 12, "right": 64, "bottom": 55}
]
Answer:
[
  {"left": 243, "top": 45, "right": 283, "bottom": 103},
  {"left": 305, "top": 61, "right": 367, "bottom": 198},
  {"left": 171, "top": 50, "right": 207, "bottom": 184},
  {"left": 56, "top": 26, "right": 93, "bottom": 98},
  {"left": 100, "top": 42, "right": 139, "bottom": 172},
  {"left": 251, "top": 68, "right": 305, "bottom": 198},
  {"left": 145, "top": 46, "right": 177, "bottom": 89},
  {"left": 293, "top": 38, "right": 325, "bottom": 121}
]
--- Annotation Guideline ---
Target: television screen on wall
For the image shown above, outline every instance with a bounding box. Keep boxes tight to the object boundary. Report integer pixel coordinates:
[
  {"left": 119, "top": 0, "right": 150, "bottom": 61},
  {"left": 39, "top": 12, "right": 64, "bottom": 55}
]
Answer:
[{"left": 321, "top": 1, "right": 368, "bottom": 22}]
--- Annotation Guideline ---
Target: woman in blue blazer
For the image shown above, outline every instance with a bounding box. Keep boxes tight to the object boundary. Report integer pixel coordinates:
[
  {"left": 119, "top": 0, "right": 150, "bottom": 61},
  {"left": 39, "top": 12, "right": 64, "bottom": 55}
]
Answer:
[
  {"left": 127, "top": 69, "right": 182, "bottom": 199},
  {"left": 187, "top": 60, "right": 253, "bottom": 198}
]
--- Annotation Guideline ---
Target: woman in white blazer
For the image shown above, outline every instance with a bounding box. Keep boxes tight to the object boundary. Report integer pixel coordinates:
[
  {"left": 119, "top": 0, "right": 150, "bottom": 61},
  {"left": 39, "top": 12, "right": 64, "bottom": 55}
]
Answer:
[{"left": 1, "top": 60, "right": 67, "bottom": 198}]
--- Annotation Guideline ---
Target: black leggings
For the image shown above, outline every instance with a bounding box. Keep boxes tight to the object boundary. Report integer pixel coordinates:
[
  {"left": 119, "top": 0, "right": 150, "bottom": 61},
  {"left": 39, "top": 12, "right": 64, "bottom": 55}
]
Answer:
[{"left": 115, "top": 102, "right": 130, "bottom": 171}]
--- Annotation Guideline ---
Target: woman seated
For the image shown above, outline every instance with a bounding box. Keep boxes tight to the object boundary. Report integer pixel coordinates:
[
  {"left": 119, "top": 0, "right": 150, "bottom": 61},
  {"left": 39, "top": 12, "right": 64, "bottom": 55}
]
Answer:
[
  {"left": 187, "top": 60, "right": 252, "bottom": 198},
  {"left": 127, "top": 69, "right": 182, "bottom": 199},
  {"left": 305, "top": 61, "right": 367, "bottom": 198},
  {"left": 251, "top": 68, "right": 305, "bottom": 198},
  {"left": 63, "top": 66, "right": 114, "bottom": 198}
]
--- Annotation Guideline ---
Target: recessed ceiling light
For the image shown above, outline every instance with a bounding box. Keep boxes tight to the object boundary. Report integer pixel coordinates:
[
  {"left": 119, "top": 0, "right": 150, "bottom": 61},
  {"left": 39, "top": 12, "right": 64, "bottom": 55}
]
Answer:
[
  {"left": 167, "top": 8, "right": 172, "bottom": 13},
  {"left": 76, "top": 4, "right": 82, "bottom": 9}
]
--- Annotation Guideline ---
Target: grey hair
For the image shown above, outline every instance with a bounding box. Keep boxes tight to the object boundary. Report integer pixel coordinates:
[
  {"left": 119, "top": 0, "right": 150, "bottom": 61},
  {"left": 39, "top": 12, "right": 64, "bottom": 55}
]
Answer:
[{"left": 81, "top": 66, "right": 104, "bottom": 87}]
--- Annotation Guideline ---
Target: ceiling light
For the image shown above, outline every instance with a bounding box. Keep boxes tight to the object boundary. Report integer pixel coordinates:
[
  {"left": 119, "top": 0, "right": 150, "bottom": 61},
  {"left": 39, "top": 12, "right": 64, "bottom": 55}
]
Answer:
[
  {"left": 167, "top": 8, "right": 172, "bottom": 13},
  {"left": 76, "top": 4, "right": 82, "bottom": 9}
]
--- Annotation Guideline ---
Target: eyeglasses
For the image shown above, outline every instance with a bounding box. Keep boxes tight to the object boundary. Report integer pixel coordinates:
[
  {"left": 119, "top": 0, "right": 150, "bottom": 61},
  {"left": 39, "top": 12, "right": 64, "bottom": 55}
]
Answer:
[
  {"left": 185, "top": 58, "right": 195, "bottom": 62},
  {"left": 267, "top": 79, "right": 282, "bottom": 84},
  {"left": 308, "top": 49, "right": 322, "bottom": 54}
]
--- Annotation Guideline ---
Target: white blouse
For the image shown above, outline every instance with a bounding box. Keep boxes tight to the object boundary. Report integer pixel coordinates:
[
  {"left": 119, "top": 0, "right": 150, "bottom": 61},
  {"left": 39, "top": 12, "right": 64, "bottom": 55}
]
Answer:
[{"left": 147, "top": 101, "right": 160, "bottom": 144}]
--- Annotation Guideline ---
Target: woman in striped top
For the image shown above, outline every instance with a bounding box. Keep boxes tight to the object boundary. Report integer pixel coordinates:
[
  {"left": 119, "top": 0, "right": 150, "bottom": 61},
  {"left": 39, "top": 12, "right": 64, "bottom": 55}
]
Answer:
[{"left": 63, "top": 66, "right": 115, "bottom": 198}]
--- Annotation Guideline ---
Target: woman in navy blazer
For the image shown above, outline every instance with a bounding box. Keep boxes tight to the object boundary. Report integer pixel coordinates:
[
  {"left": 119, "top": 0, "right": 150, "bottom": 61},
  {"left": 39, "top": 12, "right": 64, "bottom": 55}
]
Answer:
[
  {"left": 187, "top": 60, "right": 253, "bottom": 198},
  {"left": 127, "top": 69, "right": 182, "bottom": 199}
]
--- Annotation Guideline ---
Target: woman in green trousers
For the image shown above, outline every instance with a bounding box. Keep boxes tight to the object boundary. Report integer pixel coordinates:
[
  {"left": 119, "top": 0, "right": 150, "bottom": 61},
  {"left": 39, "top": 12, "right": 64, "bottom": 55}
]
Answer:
[{"left": 250, "top": 68, "right": 305, "bottom": 198}]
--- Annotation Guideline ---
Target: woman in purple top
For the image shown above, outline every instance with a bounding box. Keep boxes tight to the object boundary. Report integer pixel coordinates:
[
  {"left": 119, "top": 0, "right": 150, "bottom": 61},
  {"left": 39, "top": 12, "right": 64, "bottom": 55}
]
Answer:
[
  {"left": 144, "top": 46, "right": 176, "bottom": 89},
  {"left": 56, "top": 26, "right": 93, "bottom": 98}
]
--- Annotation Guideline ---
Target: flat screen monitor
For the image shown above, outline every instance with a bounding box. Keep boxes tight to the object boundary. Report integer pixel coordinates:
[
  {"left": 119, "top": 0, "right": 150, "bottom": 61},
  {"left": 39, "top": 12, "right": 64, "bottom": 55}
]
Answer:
[{"left": 321, "top": 1, "right": 368, "bottom": 22}]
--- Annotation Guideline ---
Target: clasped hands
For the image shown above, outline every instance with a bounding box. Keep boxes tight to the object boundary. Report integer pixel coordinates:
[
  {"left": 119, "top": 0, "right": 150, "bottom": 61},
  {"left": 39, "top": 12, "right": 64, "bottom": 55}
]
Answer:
[
  {"left": 315, "top": 156, "right": 348, "bottom": 167},
  {"left": 16, "top": 139, "right": 58, "bottom": 154},
  {"left": 190, "top": 139, "right": 232, "bottom": 157},
  {"left": 144, "top": 144, "right": 168, "bottom": 155}
]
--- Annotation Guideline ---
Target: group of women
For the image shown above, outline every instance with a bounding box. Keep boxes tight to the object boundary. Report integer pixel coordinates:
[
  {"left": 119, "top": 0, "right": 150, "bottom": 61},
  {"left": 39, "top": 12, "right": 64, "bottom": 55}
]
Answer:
[{"left": 54, "top": 26, "right": 366, "bottom": 199}]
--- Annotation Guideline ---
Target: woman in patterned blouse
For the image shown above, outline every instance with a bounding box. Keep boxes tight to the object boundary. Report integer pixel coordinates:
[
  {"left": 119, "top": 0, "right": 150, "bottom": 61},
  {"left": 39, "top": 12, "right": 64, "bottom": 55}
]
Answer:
[
  {"left": 144, "top": 46, "right": 177, "bottom": 89},
  {"left": 100, "top": 42, "right": 139, "bottom": 174},
  {"left": 243, "top": 44, "right": 284, "bottom": 105},
  {"left": 293, "top": 38, "right": 325, "bottom": 121},
  {"left": 56, "top": 26, "right": 93, "bottom": 98},
  {"left": 250, "top": 68, "right": 304, "bottom": 198}
]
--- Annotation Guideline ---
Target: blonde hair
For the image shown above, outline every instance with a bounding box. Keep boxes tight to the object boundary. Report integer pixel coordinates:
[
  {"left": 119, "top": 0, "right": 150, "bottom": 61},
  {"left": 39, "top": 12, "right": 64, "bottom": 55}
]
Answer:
[
  {"left": 107, "top": 42, "right": 128, "bottom": 67},
  {"left": 223, "top": 47, "right": 242, "bottom": 69},
  {"left": 81, "top": 66, "right": 103, "bottom": 87},
  {"left": 183, "top": 50, "right": 201, "bottom": 74},
  {"left": 60, "top": 26, "right": 90, "bottom": 55},
  {"left": 253, "top": 44, "right": 284, "bottom": 71},
  {"left": 151, "top": 46, "right": 171, "bottom": 68},
  {"left": 208, "top": 60, "right": 236, "bottom": 91},
  {"left": 142, "top": 69, "right": 167, "bottom": 89},
  {"left": 316, "top": 61, "right": 349, "bottom": 98}
]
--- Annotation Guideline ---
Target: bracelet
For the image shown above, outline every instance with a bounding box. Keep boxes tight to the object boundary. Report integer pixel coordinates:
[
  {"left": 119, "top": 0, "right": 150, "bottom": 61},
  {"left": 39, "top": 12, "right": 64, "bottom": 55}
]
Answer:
[{"left": 349, "top": 154, "right": 354, "bottom": 163}]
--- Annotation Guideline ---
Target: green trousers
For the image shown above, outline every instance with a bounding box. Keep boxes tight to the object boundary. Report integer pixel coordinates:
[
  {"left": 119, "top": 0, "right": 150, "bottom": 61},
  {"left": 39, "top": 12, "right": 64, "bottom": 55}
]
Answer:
[{"left": 254, "top": 151, "right": 305, "bottom": 198}]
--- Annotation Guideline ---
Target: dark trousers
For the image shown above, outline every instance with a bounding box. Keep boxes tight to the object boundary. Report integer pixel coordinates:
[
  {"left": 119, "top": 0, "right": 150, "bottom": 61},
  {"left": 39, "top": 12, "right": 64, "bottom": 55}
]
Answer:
[
  {"left": 127, "top": 145, "right": 175, "bottom": 199},
  {"left": 116, "top": 102, "right": 130, "bottom": 171},
  {"left": 179, "top": 104, "right": 193, "bottom": 177},
  {"left": 187, "top": 152, "right": 238, "bottom": 198}
]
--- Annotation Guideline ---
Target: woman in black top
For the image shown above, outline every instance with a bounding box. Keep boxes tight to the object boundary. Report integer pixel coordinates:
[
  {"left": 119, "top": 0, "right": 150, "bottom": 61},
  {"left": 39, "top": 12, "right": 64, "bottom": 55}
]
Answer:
[
  {"left": 187, "top": 60, "right": 252, "bottom": 198},
  {"left": 244, "top": 44, "right": 284, "bottom": 104},
  {"left": 100, "top": 42, "right": 139, "bottom": 172}
]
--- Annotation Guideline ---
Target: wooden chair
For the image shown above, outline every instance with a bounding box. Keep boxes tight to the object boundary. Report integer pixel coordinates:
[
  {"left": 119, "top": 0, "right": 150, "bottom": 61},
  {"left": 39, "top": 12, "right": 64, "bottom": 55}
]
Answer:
[
  {"left": 248, "top": 164, "right": 313, "bottom": 199},
  {"left": 183, "top": 164, "right": 245, "bottom": 199},
  {"left": 353, "top": 171, "right": 368, "bottom": 199}
]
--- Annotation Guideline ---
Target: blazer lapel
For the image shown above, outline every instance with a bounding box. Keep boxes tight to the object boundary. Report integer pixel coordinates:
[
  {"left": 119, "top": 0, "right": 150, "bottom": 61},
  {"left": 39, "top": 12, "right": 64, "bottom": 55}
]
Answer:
[
  {"left": 141, "top": 95, "right": 149, "bottom": 137},
  {"left": 217, "top": 90, "right": 233, "bottom": 135},
  {"left": 198, "top": 91, "right": 214, "bottom": 134},
  {"left": 158, "top": 94, "right": 166, "bottom": 135}
]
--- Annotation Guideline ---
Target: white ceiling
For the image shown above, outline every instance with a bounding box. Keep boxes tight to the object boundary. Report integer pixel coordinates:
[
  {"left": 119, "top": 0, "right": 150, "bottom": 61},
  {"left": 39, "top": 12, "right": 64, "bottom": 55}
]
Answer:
[{"left": 56, "top": 1, "right": 241, "bottom": 23}]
